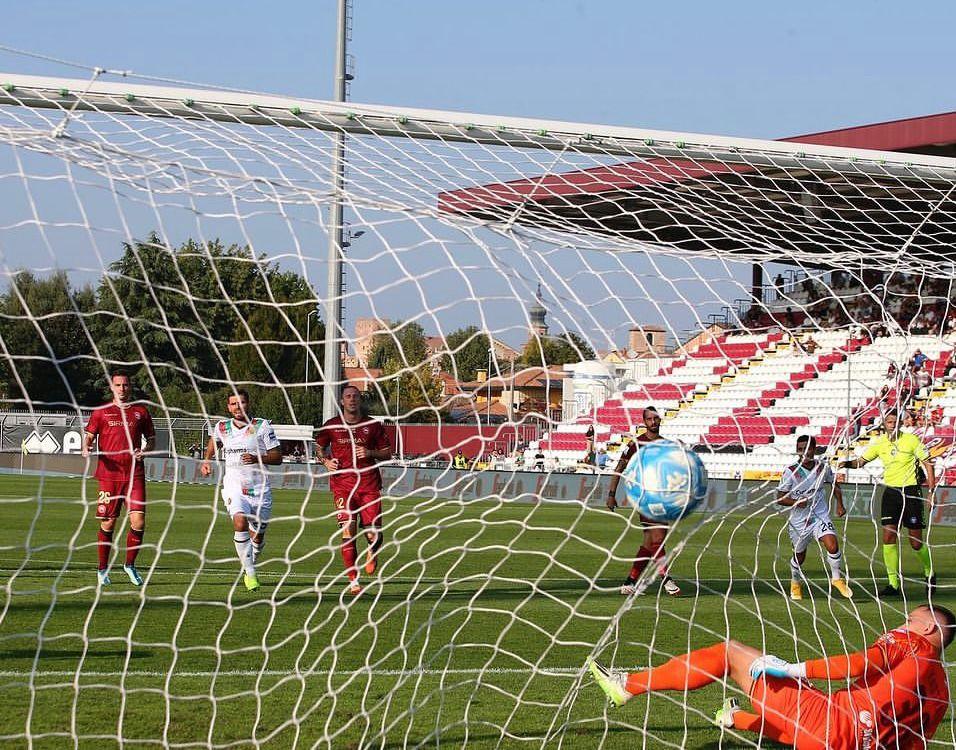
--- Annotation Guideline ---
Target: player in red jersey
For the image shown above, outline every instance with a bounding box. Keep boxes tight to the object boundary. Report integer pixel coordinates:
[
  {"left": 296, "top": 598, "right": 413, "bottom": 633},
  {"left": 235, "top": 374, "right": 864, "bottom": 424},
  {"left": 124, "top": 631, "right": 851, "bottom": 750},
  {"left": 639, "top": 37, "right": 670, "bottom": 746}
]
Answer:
[
  {"left": 82, "top": 370, "right": 155, "bottom": 587},
  {"left": 589, "top": 604, "right": 953, "bottom": 749},
  {"left": 315, "top": 384, "right": 391, "bottom": 596},
  {"left": 605, "top": 406, "right": 680, "bottom": 597}
]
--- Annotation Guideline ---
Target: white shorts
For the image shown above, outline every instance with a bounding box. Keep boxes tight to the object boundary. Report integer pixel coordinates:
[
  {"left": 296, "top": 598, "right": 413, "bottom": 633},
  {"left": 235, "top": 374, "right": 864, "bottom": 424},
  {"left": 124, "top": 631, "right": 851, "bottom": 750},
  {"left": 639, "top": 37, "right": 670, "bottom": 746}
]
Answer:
[
  {"left": 788, "top": 512, "right": 836, "bottom": 554},
  {"left": 222, "top": 479, "right": 272, "bottom": 529}
]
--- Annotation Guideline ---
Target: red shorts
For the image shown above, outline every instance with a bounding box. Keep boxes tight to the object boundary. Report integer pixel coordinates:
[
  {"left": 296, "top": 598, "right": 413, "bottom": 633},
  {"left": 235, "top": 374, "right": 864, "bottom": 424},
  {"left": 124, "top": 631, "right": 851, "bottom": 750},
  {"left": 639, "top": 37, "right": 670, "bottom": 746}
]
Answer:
[
  {"left": 332, "top": 488, "right": 382, "bottom": 528},
  {"left": 750, "top": 676, "right": 848, "bottom": 750},
  {"left": 96, "top": 476, "right": 146, "bottom": 519}
]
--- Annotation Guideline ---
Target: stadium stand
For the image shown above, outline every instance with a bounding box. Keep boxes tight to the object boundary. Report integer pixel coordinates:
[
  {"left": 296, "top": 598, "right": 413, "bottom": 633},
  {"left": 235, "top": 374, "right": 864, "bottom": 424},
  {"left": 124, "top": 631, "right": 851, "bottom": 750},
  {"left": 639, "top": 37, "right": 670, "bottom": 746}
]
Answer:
[{"left": 532, "top": 328, "right": 956, "bottom": 480}]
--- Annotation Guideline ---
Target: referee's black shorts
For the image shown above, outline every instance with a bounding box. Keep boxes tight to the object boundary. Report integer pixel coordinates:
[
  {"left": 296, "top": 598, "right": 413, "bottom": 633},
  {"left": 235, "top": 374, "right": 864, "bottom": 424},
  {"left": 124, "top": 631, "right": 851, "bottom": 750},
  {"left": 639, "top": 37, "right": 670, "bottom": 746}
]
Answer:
[{"left": 880, "top": 485, "right": 924, "bottom": 529}]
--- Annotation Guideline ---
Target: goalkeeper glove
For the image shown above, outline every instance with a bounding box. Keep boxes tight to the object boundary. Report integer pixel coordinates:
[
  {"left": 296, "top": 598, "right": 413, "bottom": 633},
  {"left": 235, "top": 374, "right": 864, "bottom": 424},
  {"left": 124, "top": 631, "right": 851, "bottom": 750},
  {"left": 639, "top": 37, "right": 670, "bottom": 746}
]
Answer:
[{"left": 749, "top": 655, "right": 806, "bottom": 680}]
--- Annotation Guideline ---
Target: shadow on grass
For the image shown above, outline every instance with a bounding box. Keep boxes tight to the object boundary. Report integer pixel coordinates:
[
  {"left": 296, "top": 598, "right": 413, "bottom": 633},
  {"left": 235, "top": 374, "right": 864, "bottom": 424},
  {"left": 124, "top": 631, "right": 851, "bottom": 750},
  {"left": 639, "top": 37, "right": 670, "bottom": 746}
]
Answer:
[
  {"left": 369, "top": 724, "right": 760, "bottom": 749},
  {"left": 2, "top": 647, "right": 153, "bottom": 661}
]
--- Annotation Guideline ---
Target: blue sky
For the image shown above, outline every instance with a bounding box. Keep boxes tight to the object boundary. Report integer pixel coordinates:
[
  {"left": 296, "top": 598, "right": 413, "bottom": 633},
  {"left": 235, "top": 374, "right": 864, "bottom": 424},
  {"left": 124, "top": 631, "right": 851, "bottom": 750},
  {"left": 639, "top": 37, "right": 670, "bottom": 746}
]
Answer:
[
  {"left": 4, "top": 1, "right": 952, "bottom": 137},
  {"left": 0, "top": 1, "right": 954, "bottom": 350}
]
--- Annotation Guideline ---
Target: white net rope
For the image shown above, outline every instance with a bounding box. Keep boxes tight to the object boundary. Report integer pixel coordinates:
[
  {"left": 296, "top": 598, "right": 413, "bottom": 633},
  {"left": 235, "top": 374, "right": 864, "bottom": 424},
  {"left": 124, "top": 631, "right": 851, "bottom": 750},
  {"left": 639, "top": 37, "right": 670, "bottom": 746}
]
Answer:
[{"left": 0, "top": 65, "right": 954, "bottom": 748}]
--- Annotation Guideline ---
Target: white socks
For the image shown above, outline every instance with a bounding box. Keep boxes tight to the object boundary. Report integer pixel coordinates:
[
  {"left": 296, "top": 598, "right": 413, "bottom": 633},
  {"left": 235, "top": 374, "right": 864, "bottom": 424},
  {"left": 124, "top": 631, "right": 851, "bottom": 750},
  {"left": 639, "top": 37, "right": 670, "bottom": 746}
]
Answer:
[
  {"left": 234, "top": 531, "right": 256, "bottom": 576},
  {"left": 827, "top": 550, "right": 843, "bottom": 580},
  {"left": 789, "top": 555, "right": 803, "bottom": 581}
]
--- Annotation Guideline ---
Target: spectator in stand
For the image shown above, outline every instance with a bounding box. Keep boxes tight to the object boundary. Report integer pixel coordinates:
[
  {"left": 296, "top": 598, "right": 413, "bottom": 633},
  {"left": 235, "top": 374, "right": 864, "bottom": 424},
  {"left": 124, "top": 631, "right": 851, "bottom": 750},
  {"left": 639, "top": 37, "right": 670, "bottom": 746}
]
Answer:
[
  {"left": 773, "top": 273, "right": 785, "bottom": 299},
  {"left": 898, "top": 368, "right": 916, "bottom": 411},
  {"left": 878, "top": 383, "right": 891, "bottom": 404},
  {"left": 803, "top": 335, "right": 819, "bottom": 354},
  {"left": 291, "top": 446, "right": 303, "bottom": 463},
  {"left": 887, "top": 362, "right": 898, "bottom": 380},
  {"left": 596, "top": 449, "right": 609, "bottom": 470},
  {"left": 916, "top": 365, "right": 932, "bottom": 395},
  {"left": 785, "top": 307, "right": 798, "bottom": 329},
  {"left": 947, "top": 316, "right": 956, "bottom": 336},
  {"left": 533, "top": 450, "right": 545, "bottom": 471},
  {"left": 943, "top": 360, "right": 956, "bottom": 384},
  {"left": 913, "top": 349, "right": 928, "bottom": 370}
]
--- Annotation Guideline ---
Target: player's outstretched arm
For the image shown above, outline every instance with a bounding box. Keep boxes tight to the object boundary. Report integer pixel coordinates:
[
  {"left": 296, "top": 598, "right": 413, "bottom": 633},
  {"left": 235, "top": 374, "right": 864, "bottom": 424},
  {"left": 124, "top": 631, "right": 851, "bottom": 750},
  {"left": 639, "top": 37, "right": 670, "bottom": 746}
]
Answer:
[
  {"left": 750, "top": 645, "right": 888, "bottom": 682},
  {"left": 802, "top": 645, "right": 888, "bottom": 681}
]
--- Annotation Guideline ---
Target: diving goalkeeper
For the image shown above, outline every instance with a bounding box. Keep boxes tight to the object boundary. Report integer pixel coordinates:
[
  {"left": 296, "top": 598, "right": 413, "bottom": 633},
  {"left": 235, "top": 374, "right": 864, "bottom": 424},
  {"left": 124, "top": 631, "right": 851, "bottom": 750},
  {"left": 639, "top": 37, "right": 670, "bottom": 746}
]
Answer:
[{"left": 589, "top": 604, "right": 952, "bottom": 749}]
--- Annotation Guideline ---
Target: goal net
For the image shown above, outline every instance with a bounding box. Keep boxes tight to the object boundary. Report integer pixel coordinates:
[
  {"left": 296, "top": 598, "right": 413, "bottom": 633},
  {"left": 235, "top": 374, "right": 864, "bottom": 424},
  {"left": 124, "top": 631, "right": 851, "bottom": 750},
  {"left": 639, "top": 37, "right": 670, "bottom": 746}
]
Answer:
[{"left": 1, "top": 62, "right": 955, "bottom": 749}]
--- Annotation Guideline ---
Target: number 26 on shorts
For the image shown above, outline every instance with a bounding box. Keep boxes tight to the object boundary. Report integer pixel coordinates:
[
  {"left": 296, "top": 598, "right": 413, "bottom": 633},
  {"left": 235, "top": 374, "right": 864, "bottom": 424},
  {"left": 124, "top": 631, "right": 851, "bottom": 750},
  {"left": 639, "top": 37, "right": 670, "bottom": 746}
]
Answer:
[{"left": 96, "top": 490, "right": 111, "bottom": 520}]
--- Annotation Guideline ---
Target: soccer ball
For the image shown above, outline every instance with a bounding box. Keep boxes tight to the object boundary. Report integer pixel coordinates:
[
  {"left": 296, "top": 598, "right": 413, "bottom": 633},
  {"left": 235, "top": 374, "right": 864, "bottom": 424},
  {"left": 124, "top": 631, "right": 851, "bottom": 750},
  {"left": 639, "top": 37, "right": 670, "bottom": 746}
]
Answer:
[{"left": 623, "top": 440, "right": 708, "bottom": 522}]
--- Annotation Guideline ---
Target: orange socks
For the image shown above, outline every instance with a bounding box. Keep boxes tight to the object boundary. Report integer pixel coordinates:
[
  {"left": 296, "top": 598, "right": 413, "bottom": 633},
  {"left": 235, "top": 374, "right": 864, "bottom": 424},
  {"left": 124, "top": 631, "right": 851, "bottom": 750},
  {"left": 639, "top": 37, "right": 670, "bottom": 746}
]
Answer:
[{"left": 625, "top": 642, "right": 728, "bottom": 695}]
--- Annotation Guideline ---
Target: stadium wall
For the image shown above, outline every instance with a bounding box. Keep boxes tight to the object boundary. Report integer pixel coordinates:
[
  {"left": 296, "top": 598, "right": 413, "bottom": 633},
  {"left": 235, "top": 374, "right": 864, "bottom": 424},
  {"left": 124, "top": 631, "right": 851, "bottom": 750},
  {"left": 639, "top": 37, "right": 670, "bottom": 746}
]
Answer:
[{"left": 3, "top": 453, "right": 956, "bottom": 527}]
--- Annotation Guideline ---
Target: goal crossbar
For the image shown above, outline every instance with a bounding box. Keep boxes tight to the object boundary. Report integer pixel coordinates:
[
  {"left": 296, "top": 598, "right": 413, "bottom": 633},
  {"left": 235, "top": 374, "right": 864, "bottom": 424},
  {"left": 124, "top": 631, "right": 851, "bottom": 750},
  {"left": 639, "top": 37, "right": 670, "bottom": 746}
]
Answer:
[{"left": 0, "top": 72, "right": 953, "bottom": 178}]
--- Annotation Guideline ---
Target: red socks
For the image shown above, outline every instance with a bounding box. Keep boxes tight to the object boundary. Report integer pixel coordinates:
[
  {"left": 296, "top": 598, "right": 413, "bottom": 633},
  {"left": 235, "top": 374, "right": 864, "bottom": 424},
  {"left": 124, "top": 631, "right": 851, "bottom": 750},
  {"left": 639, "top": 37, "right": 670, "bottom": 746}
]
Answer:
[
  {"left": 97, "top": 528, "right": 113, "bottom": 570},
  {"left": 628, "top": 543, "right": 665, "bottom": 581},
  {"left": 125, "top": 528, "right": 144, "bottom": 566},
  {"left": 341, "top": 538, "right": 358, "bottom": 581},
  {"left": 625, "top": 642, "right": 728, "bottom": 695}
]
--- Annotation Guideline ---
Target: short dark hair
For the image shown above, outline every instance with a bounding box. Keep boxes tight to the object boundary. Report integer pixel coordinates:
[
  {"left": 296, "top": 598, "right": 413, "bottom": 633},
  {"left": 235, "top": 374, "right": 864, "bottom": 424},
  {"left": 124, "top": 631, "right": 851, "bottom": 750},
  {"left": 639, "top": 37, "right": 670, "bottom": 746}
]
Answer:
[
  {"left": 341, "top": 383, "right": 361, "bottom": 397},
  {"left": 228, "top": 389, "right": 250, "bottom": 403},
  {"left": 643, "top": 406, "right": 659, "bottom": 416},
  {"left": 109, "top": 368, "right": 130, "bottom": 381},
  {"left": 927, "top": 605, "right": 956, "bottom": 648},
  {"left": 796, "top": 434, "right": 816, "bottom": 449}
]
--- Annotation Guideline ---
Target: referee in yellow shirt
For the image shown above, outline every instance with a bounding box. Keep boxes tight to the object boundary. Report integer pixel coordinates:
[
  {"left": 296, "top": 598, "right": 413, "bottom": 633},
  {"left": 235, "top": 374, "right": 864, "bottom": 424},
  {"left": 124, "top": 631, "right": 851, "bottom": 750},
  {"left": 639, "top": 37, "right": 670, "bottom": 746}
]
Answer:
[{"left": 841, "top": 410, "right": 936, "bottom": 598}]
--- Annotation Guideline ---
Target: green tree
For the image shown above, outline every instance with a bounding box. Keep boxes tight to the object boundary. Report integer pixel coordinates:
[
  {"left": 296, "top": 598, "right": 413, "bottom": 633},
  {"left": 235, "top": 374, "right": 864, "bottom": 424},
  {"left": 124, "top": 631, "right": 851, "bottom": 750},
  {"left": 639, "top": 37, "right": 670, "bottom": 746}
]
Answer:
[
  {"left": 518, "top": 331, "right": 595, "bottom": 368},
  {"left": 439, "top": 325, "right": 497, "bottom": 383},
  {"left": 89, "top": 233, "right": 321, "bottom": 423},
  {"left": 366, "top": 321, "right": 443, "bottom": 422},
  {"left": 0, "top": 271, "right": 99, "bottom": 408}
]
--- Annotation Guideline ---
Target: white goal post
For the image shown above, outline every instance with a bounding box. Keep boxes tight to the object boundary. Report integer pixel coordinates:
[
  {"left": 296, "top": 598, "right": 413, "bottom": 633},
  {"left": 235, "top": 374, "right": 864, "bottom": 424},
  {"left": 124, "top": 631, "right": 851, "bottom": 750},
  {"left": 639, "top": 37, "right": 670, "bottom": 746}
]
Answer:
[{"left": 2, "top": 68, "right": 956, "bottom": 750}]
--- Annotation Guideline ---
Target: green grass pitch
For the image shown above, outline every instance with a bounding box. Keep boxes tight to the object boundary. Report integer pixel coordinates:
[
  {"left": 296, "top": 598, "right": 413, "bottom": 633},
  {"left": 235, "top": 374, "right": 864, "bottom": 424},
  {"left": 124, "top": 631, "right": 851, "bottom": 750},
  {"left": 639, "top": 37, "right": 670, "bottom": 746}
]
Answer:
[{"left": 0, "top": 474, "right": 953, "bottom": 748}]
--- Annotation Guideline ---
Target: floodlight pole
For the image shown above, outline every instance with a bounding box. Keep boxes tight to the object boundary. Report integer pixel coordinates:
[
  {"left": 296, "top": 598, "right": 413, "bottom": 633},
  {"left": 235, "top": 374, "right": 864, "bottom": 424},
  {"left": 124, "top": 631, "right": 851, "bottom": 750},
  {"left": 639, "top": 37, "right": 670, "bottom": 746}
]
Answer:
[{"left": 322, "top": 0, "right": 349, "bottom": 423}]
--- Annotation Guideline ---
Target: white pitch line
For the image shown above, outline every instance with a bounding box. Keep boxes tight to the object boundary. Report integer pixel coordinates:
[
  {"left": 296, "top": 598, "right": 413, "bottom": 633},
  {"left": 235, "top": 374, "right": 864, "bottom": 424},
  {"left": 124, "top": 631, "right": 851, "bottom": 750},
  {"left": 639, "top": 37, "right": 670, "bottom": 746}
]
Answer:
[{"left": 0, "top": 667, "right": 602, "bottom": 678}]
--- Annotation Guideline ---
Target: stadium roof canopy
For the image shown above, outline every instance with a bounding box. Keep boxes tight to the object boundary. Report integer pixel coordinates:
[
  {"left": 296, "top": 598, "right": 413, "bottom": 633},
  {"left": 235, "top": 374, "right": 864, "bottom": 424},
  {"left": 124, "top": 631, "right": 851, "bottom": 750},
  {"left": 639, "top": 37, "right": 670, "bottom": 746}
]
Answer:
[{"left": 437, "top": 111, "right": 956, "bottom": 269}]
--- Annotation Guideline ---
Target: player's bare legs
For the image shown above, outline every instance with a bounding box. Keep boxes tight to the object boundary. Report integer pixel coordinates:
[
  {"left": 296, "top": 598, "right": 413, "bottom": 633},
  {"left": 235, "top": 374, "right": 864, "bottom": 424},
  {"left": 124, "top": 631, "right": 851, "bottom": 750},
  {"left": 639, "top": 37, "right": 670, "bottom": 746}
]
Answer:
[{"left": 233, "top": 512, "right": 259, "bottom": 591}]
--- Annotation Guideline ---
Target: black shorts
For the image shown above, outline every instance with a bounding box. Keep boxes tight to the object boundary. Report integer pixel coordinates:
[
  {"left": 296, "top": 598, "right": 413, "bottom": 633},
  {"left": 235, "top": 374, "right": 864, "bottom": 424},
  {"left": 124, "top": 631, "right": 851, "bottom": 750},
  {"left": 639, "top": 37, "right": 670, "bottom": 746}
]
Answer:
[{"left": 880, "top": 485, "right": 924, "bottom": 529}]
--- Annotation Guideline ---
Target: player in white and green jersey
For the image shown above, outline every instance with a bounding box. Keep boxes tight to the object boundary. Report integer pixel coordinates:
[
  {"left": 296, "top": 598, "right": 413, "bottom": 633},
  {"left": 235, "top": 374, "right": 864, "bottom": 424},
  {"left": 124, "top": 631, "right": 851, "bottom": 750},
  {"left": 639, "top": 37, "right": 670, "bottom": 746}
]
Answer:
[
  {"left": 777, "top": 435, "right": 851, "bottom": 601},
  {"left": 200, "top": 390, "right": 282, "bottom": 592}
]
